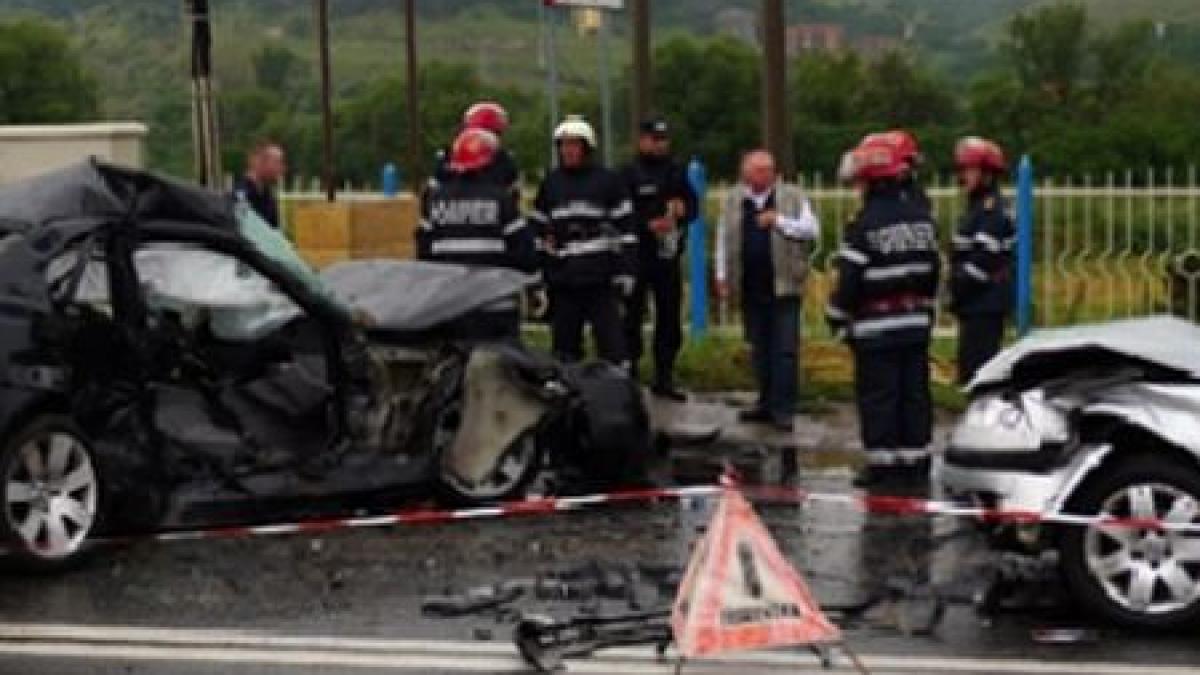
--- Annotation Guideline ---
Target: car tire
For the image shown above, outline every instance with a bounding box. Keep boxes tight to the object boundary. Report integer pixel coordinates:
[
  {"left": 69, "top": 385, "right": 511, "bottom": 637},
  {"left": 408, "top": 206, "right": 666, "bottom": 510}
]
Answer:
[
  {"left": 0, "top": 416, "right": 103, "bottom": 571},
  {"left": 1060, "top": 453, "right": 1200, "bottom": 629}
]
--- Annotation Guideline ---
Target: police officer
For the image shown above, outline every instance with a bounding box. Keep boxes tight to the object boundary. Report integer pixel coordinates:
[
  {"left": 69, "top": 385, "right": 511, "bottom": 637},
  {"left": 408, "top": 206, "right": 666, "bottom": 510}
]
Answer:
[
  {"left": 950, "top": 136, "right": 1013, "bottom": 385},
  {"left": 619, "top": 117, "right": 698, "bottom": 399},
  {"left": 827, "top": 135, "right": 942, "bottom": 486},
  {"left": 432, "top": 101, "right": 520, "bottom": 195},
  {"left": 531, "top": 115, "right": 636, "bottom": 365},
  {"left": 417, "top": 127, "right": 535, "bottom": 340}
]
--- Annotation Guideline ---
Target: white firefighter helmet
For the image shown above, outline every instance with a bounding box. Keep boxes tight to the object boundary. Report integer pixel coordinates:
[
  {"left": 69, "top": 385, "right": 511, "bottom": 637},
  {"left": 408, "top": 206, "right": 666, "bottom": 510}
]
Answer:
[{"left": 553, "top": 114, "right": 597, "bottom": 149}]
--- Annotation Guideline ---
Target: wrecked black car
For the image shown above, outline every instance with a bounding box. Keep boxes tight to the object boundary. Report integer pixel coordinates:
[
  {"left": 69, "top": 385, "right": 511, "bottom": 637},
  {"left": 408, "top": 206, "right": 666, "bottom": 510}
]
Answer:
[{"left": 0, "top": 161, "right": 654, "bottom": 569}]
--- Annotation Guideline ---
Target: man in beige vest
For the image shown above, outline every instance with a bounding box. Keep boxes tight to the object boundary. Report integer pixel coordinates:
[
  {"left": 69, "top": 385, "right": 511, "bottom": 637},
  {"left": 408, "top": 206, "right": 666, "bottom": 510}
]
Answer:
[{"left": 715, "top": 150, "right": 819, "bottom": 431}]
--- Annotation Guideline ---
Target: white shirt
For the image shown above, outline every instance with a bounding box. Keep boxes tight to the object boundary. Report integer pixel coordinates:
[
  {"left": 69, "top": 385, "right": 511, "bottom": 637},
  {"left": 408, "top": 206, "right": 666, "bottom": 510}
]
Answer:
[{"left": 743, "top": 185, "right": 820, "bottom": 240}]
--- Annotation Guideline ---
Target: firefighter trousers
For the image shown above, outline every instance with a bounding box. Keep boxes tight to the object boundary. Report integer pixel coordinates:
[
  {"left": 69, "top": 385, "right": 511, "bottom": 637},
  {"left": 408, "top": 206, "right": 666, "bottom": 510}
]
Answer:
[
  {"left": 853, "top": 341, "right": 932, "bottom": 465},
  {"left": 550, "top": 285, "right": 626, "bottom": 366},
  {"left": 957, "top": 313, "right": 1005, "bottom": 386}
]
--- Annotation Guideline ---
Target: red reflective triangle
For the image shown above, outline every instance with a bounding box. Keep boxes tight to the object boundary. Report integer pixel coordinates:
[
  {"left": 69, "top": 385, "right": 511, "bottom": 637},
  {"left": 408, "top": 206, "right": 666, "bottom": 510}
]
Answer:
[{"left": 671, "top": 490, "right": 841, "bottom": 658}]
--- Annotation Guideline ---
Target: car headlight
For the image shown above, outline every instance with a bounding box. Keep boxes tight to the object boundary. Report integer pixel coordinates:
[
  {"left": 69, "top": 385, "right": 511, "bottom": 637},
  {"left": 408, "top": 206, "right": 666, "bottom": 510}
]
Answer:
[{"left": 950, "top": 389, "right": 1071, "bottom": 453}]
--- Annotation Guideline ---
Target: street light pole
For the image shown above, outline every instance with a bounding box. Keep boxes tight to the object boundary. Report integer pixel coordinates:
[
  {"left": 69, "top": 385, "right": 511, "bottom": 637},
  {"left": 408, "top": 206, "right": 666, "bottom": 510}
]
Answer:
[
  {"left": 314, "top": 0, "right": 335, "bottom": 202},
  {"left": 761, "top": 0, "right": 793, "bottom": 176},
  {"left": 186, "top": 0, "right": 220, "bottom": 188},
  {"left": 405, "top": 0, "right": 421, "bottom": 192}
]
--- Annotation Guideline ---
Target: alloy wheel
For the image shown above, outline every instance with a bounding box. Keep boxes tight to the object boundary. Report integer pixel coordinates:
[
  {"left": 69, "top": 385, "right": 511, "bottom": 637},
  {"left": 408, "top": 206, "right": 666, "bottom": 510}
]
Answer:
[
  {"left": 4, "top": 432, "right": 98, "bottom": 559},
  {"left": 1085, "top": 482, "right": 1200, "bottom": 615}
]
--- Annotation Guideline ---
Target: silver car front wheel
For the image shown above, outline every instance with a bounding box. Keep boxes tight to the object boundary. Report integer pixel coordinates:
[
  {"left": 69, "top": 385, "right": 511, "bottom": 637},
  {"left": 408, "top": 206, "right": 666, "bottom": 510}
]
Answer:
[
  {"left": 1, "top": 418, "right": 101, "bottom": 568},
  {"left": 1085, "top": 483, "right": 1200, "bottom": 615},
  {"left": 1062, "top": 454, "right": 1200, "bottom": 629}
]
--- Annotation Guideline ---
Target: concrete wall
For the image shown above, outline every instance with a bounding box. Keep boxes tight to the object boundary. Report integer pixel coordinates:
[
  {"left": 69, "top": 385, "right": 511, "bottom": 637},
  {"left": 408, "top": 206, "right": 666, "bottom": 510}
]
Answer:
[{"left": 0, "top": 122, "right": 147, "bottom": 185}]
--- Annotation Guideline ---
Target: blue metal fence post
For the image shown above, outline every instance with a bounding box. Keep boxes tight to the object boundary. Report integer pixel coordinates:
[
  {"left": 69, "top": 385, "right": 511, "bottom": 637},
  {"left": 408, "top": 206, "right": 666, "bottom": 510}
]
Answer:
[
  {"left": 1016, "top": 155, "right": 1035, "bottom": 335},
  {"left": 687, "top": 157, "right": 708, "bottom": 338},
  {"left": 381, "top": 163, "right": 399, "bottom": 197}
]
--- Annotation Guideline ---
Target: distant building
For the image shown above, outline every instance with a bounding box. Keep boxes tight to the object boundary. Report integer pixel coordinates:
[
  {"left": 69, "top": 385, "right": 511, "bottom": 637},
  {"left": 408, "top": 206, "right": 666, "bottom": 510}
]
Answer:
[
  {"left": 786, "top": 23, "right": 846, "bottom": 56},
  {"left": 714, "top": 7, "right": 757, "bottom": 44},
  {"left": 853, "top": 35, "right": 904, "bottom": 59}
]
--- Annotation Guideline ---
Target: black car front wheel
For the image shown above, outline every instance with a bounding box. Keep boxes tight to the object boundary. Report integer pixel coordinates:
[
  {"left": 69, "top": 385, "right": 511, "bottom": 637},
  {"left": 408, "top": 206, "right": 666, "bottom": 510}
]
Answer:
[
  {"left": 0, "top": 416, "right": 102, "bottom": 570},
  {"left": 1060, "top": 454, "right": 1200, "bottom": 629}
]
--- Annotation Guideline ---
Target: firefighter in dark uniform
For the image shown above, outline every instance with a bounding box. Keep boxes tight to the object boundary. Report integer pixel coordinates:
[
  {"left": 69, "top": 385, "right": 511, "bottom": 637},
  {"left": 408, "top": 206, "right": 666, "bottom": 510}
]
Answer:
[
  {"left": 950, "top": 136, "right": 1014, "bottom": 385},
  {"left": 531, "top": 115, "right": 636, "bottom": 366},
  {"left": 431, "top": 101, "right": 520, "bottom": 196},
  {"left": 827, "top": 135, "right": 942, "bottom": 487},
  {"left": 417, "top": 127, "right": 535, "bottom": 340},
  {"left": 619, "top": 117, "right": 698, "bottom": 399}
]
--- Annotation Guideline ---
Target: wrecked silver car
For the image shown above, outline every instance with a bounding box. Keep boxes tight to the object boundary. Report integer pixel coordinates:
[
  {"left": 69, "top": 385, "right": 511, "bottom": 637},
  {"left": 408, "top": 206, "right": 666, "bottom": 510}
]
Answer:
[
  {"left": 0, "top": 161, "right": 653, "bottom": 570},
  {"left": 938, "top": 315, "right": 1200, "bottom": 629}
]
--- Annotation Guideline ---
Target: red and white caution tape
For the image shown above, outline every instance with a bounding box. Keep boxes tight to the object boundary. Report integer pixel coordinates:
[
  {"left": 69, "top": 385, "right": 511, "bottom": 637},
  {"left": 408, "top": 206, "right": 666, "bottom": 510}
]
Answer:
[{"left": 104, "top": 482, "right": 1200, "bottom": 547}]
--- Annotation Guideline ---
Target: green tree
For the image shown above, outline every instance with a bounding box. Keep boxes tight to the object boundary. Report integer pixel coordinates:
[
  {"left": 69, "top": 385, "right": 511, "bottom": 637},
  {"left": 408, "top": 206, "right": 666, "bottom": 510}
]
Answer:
[
  {"left": 652, "top": 36, "right": 761, "bottom": 179},
  {"left": 1004, "top": 3, "right": 1089, "bottom": 103},
  {"left": 1091, "top": 20, "right": 1155, "bottom": 101},
  {"left": 0, "top": 19, "right": 99, "bottom": 123},
  {"left": 251, "top": 44, "right": 301, "bottom": 93}
]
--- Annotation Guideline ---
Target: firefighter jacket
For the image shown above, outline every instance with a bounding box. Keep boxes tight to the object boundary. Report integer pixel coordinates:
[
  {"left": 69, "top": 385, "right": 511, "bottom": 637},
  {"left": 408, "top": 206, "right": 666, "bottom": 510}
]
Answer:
[
  {"left": 531, "top": 163, "right": 636, "bottom": 288},
  {"left": 950, "top": 186, "right": 1015, "bottom": 317},
  {"left": 827, "top": 182, "right": 942, "bottom": 349},
  {"left": 417, "top": 172, "right": 535, "bottom": 273}
]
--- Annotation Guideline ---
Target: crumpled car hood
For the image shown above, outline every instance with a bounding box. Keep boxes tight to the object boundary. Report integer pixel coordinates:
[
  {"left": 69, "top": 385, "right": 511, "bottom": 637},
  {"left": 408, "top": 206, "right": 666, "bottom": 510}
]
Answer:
[
  {"left": 320, "top": 260, "right": 531, "bottom": 333},
  {"left": 971, "top": 315, "right": 1200, "bottom": 391}
]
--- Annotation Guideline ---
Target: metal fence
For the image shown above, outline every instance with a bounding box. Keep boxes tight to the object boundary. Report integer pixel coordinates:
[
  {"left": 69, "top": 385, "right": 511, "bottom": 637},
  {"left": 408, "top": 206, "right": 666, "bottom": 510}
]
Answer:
[
  {"left": 708, "top": 168, "right": 1200, "bottom": 337},
  {"left": 281, "top": 166, "right": 1200, "bottom": 339}
]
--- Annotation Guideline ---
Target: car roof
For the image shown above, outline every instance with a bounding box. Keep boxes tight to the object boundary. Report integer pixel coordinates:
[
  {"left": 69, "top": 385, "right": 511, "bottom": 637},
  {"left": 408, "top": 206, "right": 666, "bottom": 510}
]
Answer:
[{"left": 0, "top": 159, "right": 235, "bottom": 235}]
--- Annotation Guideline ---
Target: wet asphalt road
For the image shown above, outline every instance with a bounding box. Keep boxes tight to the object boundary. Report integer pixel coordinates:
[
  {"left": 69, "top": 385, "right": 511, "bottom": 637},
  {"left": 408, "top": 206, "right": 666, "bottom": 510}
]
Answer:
[{"left": 1, "top": 461, "right": 1199, "bottom": 675}]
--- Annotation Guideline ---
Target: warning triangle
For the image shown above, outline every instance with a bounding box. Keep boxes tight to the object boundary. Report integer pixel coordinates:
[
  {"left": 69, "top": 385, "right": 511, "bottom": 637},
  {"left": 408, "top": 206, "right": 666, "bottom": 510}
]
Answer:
[{"left": 671, "top": 489, "right": 841, "bottom": 658}]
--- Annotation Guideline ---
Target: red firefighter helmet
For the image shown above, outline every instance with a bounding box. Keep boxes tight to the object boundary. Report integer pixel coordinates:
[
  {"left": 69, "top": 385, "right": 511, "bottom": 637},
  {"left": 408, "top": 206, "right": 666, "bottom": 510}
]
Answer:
[
  {"left": 955, "top": 136, "right": 1007, "bottom": 173},
  {"left": 448, "top": 128, "right": 500, "bottom": 173},
  {"left": 462, "top": 101, "right": 509, "bottom": 135},
  {"left": 862, "top": 130, "right": 922, "bottom": 167},
  {"left": 850, "top": 135, "right": 907, "bottom": 181}
]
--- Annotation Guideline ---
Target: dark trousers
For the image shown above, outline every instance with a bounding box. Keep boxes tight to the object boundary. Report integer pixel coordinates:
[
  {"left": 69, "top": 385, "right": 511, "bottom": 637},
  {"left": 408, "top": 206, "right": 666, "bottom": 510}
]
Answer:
[
  {"left": 624, "top": 261, "right": 683, "bottom": 384},
  {"left": 957, "top": 314, "right": 1005, "bottom": 385},
  {"left": 744, "top": 295, "right": 800, "bottom": 422},
  {"left": 854, "top": 342, "right": 932, "bottom": 462},
  {"left": 550, "top": 285, "right": 626, "bottom": 365}
]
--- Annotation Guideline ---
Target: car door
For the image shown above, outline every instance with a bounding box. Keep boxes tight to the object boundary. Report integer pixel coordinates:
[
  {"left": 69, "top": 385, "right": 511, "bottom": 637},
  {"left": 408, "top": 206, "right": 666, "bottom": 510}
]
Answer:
[{"left": 123, "top": 230, "right": 343, "bottom": 476}]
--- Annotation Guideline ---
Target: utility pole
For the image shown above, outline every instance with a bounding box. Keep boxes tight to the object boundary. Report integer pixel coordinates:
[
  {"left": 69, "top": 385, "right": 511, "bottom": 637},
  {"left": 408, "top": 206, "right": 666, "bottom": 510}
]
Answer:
[
  {"left": 761, "top": 0, "right": 793, "bottom": 176},
  {"left": 598, "top": 11, "right": 613, "bottom": 165},
  {"left": 314, "top": 0, "right": 335, "bottom": 202},
  {"left": 545, "top": 7, "right": 561, "bottom": 166},
  {"left": 630, "top": 0, "right": 650, "bottom": 132},
  {"left": 405, "top": 0, "right": 421, "bottom": 192},
  {"left": 186, "top": 0, "right": 220, "bottom": 188}
]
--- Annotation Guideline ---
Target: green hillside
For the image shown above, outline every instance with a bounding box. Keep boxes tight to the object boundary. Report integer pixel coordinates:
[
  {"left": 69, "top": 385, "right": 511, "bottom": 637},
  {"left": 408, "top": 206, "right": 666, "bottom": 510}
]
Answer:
[{"left": 2, "top": 0, "right": 1198, "bottom": 180}]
